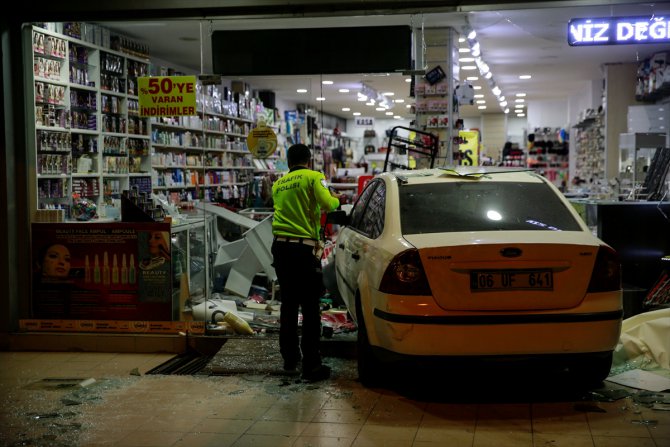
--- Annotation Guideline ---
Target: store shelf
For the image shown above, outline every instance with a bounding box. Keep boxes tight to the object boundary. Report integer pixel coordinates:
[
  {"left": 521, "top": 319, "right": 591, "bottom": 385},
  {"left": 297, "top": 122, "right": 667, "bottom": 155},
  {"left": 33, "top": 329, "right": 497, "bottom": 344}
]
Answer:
[
  {"left": 527, "top": 127, "right": 569, "bottom": 188},
  {"left": 30, "top": 25, "right": 151, "bottom": 220},
  {"left": 574, "top": 111, "right": 605, "bottom": 185},
  {"left": 29, "top": 23, "right": 282, "bottom": 218}
]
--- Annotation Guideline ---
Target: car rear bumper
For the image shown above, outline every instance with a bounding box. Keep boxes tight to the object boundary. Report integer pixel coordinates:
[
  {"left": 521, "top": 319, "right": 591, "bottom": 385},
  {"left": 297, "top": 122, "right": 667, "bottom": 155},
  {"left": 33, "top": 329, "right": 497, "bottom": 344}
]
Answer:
[
  {"left": 369, "top": 308, "right": 622, "bottom": 356},
  {"left": 368, "top": 348, "right": 614, "bottom": 375}
]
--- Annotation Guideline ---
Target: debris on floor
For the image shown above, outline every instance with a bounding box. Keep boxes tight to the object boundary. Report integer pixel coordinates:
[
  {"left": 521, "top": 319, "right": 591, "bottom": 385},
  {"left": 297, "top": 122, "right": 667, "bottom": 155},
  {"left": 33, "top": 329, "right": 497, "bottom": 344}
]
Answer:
[{"left": 607, "top": 368, "right": 670, "bottom": 392}]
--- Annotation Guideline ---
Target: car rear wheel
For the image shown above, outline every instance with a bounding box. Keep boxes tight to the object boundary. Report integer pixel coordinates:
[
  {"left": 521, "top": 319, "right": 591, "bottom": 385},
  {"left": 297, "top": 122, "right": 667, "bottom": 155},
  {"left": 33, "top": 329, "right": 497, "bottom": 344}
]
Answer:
[{"left": 355, "top": 297, "right": 382, "bottom": 387}]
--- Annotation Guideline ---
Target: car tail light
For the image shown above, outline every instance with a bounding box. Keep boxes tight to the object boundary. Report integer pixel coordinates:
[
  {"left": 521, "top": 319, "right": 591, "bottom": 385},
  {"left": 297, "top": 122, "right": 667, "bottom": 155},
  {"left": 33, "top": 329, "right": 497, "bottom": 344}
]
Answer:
[
  {"left": 587, "top": 245, "right": 621, "bottom": 292},
  {"left": 379, "top": 249, "right": 432, "bottom": 295}
]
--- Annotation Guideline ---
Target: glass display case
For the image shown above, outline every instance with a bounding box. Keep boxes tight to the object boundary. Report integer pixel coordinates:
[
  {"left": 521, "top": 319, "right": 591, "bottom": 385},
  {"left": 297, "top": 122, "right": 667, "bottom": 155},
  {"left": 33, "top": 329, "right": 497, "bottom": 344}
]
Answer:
[
  {"left": 171, "top": 214, "right": 217, "bottom": 320},
  {"left": 618, "top": 132, "right": 666, "bottom": 198}
]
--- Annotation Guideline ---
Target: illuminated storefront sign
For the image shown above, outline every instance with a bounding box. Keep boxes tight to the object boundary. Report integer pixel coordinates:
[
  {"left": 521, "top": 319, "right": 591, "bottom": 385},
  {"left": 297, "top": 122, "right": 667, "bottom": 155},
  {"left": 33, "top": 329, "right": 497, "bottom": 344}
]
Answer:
[{"left": 568, "top": 16, "right": 670, "bottom": 46}]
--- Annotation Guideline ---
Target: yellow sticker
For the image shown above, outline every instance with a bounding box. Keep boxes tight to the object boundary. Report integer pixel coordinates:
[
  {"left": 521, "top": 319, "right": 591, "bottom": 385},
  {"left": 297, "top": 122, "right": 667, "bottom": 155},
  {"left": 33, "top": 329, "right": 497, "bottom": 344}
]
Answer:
[
  {"left": 138, "top": 75, "right": 197, "bottom": 117},
  {"left": 247, "top": 123, "right": 278, "bottom": 159}
]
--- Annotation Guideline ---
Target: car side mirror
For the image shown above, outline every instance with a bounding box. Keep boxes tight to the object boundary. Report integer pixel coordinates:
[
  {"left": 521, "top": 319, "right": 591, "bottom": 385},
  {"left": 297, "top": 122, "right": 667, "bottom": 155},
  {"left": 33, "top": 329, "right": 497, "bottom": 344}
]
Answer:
[{"left": 327, "top": 210, "right": 350, "bottom": 226}]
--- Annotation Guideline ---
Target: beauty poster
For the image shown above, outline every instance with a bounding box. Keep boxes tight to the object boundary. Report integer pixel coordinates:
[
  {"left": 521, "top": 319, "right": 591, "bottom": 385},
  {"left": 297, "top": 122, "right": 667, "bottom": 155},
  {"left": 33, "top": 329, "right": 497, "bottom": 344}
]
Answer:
[{"left": 31, "top": 222, "right": 174, "bottom": 320}]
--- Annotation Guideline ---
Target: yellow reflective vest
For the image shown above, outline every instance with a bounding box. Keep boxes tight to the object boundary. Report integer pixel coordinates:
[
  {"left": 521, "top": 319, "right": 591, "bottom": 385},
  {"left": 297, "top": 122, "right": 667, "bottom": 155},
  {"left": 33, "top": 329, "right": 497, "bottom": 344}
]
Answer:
[{"left": 272, "top": 167, "right": 340, "bottom": 240}]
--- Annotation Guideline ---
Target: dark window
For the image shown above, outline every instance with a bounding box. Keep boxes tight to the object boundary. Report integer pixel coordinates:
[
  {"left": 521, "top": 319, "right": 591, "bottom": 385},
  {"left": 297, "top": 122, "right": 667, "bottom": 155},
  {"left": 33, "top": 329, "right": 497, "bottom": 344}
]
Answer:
[
  {"left": 357, "top": 181, "right": 386, "bottom": 238},
  {"left": 348, "top": 179, "right": 386, "bottom": 238},
  {"left": 399, "top": 181, "right": 582, "bottom": 234},
  {"left": 348, "top": 180, "right": 378, "bottom": 229}
]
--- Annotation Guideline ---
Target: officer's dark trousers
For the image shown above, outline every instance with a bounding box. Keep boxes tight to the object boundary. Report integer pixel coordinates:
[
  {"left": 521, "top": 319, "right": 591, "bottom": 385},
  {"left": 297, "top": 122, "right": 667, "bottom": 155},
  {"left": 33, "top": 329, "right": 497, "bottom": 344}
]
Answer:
[{"left": 271, "top": 240, "right": 324, "bottom": 371}]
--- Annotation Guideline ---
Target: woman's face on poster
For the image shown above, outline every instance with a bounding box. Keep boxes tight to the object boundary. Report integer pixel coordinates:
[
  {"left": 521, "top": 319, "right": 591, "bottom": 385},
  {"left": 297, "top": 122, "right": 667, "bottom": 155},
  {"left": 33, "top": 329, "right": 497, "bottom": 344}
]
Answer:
[
  {"left": 42, "top": 244, "right": 71, "bottom": 278},
  {"left": 148, "top": 232, "right": 168, "bottom": 257}
]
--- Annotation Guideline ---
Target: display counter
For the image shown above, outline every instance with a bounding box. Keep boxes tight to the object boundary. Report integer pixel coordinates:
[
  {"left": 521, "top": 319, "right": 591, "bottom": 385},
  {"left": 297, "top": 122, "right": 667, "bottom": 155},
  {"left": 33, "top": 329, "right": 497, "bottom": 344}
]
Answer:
[{"left": 570, "top": 199, "right": 670, "bottom": 316}]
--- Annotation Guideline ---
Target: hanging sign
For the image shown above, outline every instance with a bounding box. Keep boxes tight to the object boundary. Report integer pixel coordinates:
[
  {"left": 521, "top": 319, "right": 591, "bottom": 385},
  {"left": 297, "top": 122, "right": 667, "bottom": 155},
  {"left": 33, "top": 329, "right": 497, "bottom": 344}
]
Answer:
[
  {"left": 568, "top": 16, "right": 670, "bottom": 46},
  {"left": 355, "top": 116, "right": 375, "bottom": 127},
  {"left": 246, "top": 122, "right": 278, "bottom": 158},
  {"left": 138, "top": 75, "right": 197, "bottom": 116}
]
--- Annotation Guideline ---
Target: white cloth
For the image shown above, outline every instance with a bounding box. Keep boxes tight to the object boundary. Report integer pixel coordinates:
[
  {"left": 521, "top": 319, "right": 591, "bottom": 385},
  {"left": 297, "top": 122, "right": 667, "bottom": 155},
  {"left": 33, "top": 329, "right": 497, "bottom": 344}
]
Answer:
[{"left": 614, "top": 308, "right": 670, "bottom": 370}]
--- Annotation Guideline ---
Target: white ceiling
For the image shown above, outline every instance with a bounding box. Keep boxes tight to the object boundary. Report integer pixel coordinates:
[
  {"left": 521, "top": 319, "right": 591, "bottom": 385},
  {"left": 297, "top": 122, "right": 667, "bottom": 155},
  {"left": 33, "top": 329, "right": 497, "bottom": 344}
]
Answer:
[{"left": 97, "top": 1, "right": 670, "bottom": 121}]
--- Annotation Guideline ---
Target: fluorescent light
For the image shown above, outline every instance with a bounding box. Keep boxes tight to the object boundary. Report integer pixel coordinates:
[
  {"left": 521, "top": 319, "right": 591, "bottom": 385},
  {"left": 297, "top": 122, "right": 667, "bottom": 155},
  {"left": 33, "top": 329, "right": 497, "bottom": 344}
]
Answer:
[
  {"left": 474, "top": 94, "right": 484, "bottom": 98},
  {"left": 515, "top": 98, "right": 525, "bottom": 103},
  {"left": 517, "top": 113, "right": 526, "bottom": 117},
  {"left": 504, "top": 108, "right": 510, "bottom": 114},
  {"left": 462, "top": 65, "right": 477, "bottom": 70},
  {"left": 322, "top": 80, "right": 333, "bottom": 85},
  {"left": 477, "top": 105, "right": 487, "bottom": 109},
  {"left": 297, "top": 89, "right": 307, "bottom": 93},
  {"left": 466, "top": 76, "right": 479, "bottom": 81},
  {"left": 519, "top": 75, "right": 532, "bottom": 79},
  {"left": 341, "top": 107, "right": 350, "bottom": 112},
  {"left": 516, "top": 93, "right": 526, "bottom": 97},
  {"left": 385, "top": 111, "right": 393, "bottom": 115},
  {"left": 473, "top": 85, "right": 482, "bottom": 90},
  {"left": 353, "top": 112, "right": 361, "bottom": 116},
  {"left": 500, "top": 101, "right": 507, "bottom": 107},
  {"left": 338, "top": 88, "right": 349, "bottom": 93},
  {"left": 459, "top": 57, "right": 475, "bottom": 62},
  {"left": 405, "top": 78, "right": 412, "bottom": 83},
  {"left": 468, "top": 30, "right": 477, "bottom": 40},
  {"left": 484, "top": 72, "right": 493, "bottom": 79},
  {"left": 382, "top": 92, "right": 395, "bottom": 96},
  {"left": 316, "top": 97, "right": 325, "bottom": 101},
  {"left": 394, "top": 99, "right": 405, "bottom": 103},
  {"left": 394, "top": 115, "right": 402, "bottom": 119},
  {"left": 376, "top": 107, "right": 385, "bottom": 111},
  {"left": 459, "top": 37, "right": 466, "bottom": 43},
  {"left": 476, "top": 100, "right": 486, "bottom": 104},
  {"left": 406, "top": 104, "right": 412, "bottom": 108},
  {"left": 459, "top": 48, "right": 471, "bottom": 53}
]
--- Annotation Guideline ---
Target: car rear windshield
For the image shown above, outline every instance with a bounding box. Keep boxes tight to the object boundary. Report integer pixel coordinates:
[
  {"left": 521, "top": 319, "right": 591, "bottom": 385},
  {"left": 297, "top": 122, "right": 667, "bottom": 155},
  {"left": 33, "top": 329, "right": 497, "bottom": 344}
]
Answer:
[{"left": 399, "top": 181, "right": 582, "bottom": 233}]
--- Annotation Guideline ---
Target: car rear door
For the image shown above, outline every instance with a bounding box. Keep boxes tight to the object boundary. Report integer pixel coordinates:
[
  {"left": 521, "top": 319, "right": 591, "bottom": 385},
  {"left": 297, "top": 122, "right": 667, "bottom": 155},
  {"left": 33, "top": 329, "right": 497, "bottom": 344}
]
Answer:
[{"left": 335, "top": 180, "right": 385, "bottom": 309}]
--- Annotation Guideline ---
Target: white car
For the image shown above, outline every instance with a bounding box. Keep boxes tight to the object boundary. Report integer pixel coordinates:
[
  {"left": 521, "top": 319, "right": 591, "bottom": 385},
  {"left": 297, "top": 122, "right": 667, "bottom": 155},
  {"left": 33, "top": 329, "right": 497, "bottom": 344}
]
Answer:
[{"left": 328, "top": 167, "right": 622, "bottom": 387}]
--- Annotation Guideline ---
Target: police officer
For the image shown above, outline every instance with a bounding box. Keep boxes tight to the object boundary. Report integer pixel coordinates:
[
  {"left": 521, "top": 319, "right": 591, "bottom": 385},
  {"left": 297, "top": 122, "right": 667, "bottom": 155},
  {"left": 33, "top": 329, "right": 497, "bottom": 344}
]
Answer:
[{"left": 271, "top": 144, "right": 341, "bottom": 381}]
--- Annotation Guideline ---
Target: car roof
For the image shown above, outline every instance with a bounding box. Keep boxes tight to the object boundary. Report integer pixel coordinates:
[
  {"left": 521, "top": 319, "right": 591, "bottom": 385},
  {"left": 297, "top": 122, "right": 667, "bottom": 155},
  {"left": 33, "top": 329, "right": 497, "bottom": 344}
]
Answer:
[{"left": 378, "top": 167, "right": 545, "bottom": 185}]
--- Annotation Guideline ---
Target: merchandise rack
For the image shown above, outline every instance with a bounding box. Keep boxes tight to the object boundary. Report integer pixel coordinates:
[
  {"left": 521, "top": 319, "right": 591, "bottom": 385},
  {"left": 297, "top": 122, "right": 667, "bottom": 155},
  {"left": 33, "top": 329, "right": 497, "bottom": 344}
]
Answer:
[{"left": 382, "top": 126, "right": 439, "bottom": 172}]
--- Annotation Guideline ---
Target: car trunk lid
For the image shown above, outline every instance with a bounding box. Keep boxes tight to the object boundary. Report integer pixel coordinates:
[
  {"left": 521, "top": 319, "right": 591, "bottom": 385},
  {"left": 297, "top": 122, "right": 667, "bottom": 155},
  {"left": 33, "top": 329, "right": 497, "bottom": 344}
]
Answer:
[{"left": 404, "top": 233, "right": 599, "bottom": 311}]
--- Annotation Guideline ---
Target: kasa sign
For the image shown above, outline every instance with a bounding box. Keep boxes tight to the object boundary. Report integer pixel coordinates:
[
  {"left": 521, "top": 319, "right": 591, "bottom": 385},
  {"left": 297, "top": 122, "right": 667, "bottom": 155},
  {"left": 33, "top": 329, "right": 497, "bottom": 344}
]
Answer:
[{"left": 568, "top": 16, "right": 670, "bottom": 46}]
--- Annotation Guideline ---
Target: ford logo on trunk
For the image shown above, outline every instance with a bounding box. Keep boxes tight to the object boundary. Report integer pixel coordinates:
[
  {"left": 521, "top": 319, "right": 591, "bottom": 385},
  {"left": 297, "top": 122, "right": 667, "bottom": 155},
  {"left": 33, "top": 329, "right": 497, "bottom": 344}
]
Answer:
[{"left": 500, "top": 247, "right": 522, "bottom": 258}]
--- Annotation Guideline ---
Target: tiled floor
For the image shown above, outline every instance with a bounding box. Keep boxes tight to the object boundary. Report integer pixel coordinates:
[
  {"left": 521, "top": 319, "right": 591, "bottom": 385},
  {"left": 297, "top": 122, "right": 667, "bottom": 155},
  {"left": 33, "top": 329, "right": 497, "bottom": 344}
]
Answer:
[{"left": 0, "top": 350, "right": 668, "bottom": 447}]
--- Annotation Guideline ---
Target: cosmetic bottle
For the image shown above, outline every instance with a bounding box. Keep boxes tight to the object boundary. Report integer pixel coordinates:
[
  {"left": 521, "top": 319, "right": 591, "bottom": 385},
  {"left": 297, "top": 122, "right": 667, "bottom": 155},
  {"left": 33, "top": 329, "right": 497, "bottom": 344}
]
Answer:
[
  {"left": 103, "top": 251, "right": 110, "bottom": 285},
  {"left": 121, "top": 254, "right": 128, "bottom": 284},
  {"left": 84, "top": 255, "right": 91, "bottom": 283},
  {"left": 129, "top": 254, "right": 136, "bottom": 284},
  {"left": 112, "top": 253, "right": 119, "bottom": 284}
]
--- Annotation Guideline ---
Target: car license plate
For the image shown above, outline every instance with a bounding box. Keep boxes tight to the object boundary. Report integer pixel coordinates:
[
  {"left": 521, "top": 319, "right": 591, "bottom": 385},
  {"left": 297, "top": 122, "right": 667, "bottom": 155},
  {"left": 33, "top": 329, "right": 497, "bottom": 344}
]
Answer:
[{"left": 470, "top": 269, "right": 553, "bottom": 291}]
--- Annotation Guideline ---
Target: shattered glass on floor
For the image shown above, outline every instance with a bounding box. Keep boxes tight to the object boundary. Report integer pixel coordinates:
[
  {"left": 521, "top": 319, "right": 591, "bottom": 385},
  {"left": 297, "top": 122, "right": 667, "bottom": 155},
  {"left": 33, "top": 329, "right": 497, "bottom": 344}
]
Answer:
[{"left": 1, "top": 348, "right": 669, "bottom": 447}]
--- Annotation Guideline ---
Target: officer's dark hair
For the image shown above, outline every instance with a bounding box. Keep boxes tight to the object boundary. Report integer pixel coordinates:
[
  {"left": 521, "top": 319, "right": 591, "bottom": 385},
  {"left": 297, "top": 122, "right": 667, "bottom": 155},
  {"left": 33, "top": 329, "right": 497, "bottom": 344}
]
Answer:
[{"left": 287, "top": 144, "right": 311, "bottom": 168}]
